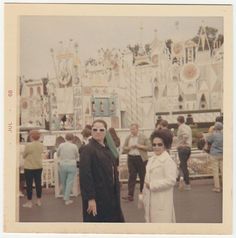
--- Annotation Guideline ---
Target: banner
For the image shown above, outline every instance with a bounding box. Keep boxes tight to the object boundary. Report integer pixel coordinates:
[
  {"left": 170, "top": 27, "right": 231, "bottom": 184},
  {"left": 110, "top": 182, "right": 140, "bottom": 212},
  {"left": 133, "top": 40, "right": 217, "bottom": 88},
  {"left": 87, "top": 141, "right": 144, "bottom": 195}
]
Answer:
[{"left": 56, "top": 88, "right": 73, "bottom": 114}]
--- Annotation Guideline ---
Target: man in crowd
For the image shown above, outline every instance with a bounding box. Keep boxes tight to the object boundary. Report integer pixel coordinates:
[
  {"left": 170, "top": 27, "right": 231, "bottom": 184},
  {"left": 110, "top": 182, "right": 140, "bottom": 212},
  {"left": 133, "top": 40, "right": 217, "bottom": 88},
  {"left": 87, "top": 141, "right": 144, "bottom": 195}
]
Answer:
[
  {"left": 176, "top": 116, "right": 192, "bottom": 191},
  {"left": 122, "top": 123, "right": 150, "bottom": 201}
]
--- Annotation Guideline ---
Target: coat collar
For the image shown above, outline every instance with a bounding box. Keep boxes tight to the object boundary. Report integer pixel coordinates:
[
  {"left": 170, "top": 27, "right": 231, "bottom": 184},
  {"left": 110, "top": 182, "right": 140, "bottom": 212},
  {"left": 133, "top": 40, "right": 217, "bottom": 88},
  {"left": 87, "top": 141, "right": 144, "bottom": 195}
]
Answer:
[
  {"left": 151, "top": 151, "right": 169, "bottom": 163},
  {"left": 90, "top": 138, "right": 106, "bottom": 147}
]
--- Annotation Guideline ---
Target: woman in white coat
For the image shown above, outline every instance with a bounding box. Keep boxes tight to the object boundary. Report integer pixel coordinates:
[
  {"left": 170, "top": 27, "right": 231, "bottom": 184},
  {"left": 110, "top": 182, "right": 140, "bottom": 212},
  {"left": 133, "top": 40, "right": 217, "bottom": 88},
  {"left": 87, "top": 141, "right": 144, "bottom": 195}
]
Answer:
[{"left": 143, "top": 129, "right": 178, "bottom": 223}]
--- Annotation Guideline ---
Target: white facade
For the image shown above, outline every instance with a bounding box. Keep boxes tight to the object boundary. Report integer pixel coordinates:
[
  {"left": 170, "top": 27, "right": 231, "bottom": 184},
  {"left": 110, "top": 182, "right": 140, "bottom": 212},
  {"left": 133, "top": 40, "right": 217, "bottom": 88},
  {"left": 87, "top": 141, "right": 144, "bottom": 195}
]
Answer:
[{"left": 20, "top": 25, "right": 223, "bottom": 130}]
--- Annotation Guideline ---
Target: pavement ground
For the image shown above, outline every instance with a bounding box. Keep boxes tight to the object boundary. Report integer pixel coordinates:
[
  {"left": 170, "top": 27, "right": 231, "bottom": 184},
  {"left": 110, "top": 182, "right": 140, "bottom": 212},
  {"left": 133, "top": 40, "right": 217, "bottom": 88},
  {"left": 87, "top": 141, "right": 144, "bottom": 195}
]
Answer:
[{"left": 19, "top": 178, "right": 222, "bottom": 223}]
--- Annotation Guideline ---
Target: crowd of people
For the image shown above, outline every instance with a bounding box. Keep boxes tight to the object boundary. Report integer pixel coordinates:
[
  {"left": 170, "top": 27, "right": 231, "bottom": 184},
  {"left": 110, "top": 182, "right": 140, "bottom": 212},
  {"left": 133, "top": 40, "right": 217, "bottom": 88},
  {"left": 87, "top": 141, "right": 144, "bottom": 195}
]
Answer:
[{"left": 19, "top": 115, "right": 223, "bottom": 223}]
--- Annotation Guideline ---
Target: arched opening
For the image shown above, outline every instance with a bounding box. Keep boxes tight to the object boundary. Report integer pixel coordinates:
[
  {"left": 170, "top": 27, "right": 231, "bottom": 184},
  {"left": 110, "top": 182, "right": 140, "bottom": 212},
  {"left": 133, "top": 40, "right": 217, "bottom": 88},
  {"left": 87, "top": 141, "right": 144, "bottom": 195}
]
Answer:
[
  {"left": 200, "top": 93, "right": 207, "bottom": 109},
  {"left": 37, "top": 86, "right": 41, "bottom": 95},
  {"left": 178, "top": 95, "right": 184, "bottom": 110},
  {"left": 154, "top": 86, "right": 159, "bottom": 100},
  {"left": 29, "top": 87, "right": 33, "bottom": 97}
]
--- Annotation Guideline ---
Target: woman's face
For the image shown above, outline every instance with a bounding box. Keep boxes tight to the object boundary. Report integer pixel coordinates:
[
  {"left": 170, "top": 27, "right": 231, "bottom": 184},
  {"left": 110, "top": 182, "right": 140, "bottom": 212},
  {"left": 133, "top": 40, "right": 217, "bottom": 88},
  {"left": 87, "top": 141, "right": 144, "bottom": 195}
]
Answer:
[
  {"left": 152, "top": 137, "right": 166, "bottom": 156},
  {"left": 91, "top": 122, "right": 106, "bottom": 143}
]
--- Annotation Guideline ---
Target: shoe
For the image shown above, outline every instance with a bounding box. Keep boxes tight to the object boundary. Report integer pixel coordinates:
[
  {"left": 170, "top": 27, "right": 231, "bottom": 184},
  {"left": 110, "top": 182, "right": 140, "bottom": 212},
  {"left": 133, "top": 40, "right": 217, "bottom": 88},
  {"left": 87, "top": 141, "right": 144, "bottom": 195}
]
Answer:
[
  {"left": 22, "top": 202, "right": 33, "bottom": 208},
  {"left": 19, "top": 192, "right": 24, "bottom": 197},
  {"left": 184, "top": 184, "right": 191, "bottom": 191},
  {"left": 65, "top": 200, "right": 73, "bottom": 205},
  {"left": 212, "top": 187, "right": 221, "bottom": 193},
  {"left": 178, "top": 178, "right": 184, "bottom": 191},
  {"left": 122, "top": 196, "right": 134, "bottom": 202}
]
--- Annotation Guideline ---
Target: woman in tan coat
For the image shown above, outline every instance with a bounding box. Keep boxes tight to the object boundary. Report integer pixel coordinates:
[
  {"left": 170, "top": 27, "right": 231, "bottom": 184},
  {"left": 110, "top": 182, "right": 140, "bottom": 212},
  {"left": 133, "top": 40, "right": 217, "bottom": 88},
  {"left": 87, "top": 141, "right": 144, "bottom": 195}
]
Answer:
[{"left": 22, "top": 130, "right": 44, "bottom": 208}]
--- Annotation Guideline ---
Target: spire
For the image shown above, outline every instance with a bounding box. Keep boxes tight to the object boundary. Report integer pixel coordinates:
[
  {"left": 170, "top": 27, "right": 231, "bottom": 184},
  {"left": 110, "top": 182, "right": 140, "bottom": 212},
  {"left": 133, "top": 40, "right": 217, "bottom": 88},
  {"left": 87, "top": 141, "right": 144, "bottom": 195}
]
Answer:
[
  {"left": 150, "top": 28, "right": 160, "bottom": 51},
  {"left": 173, "top": 20, "right": 182, "bottom": 41},
  {"left": 154, "top": 29, "right": 158, "bottom": 40},
  {"left": 139, "top": 22, "right": 144, "bottom": 46},
  {"left": 74, "top": 41, "right": 80, "bottom": 65},
  {"left": 137, "top": 22, "right": 146, "bottom": 57},
  {"left": 197, "top": 20, "right": 210, "bottom": 52}
]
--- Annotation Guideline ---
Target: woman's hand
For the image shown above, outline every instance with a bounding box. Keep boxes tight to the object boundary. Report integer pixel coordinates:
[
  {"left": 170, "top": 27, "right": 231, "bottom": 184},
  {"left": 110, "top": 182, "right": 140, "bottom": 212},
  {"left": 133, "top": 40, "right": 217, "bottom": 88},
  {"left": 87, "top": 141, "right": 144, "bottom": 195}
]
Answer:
[{"left": 87, "top": 199, "right": 97, "bottom": 216}]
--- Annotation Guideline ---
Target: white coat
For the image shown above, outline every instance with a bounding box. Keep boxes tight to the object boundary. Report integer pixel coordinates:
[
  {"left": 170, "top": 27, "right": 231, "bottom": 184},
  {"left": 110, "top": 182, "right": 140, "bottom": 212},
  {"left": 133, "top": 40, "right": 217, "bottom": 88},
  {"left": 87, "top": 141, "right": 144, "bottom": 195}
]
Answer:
[{"left": 143, "top": 151, "right": 178, "bottom": 223}]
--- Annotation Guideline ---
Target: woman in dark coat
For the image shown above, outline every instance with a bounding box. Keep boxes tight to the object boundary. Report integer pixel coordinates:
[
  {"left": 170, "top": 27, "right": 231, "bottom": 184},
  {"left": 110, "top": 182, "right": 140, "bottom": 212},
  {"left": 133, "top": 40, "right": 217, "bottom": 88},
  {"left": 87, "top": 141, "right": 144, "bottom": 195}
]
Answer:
[{"left": 79, "top": 119, "right": 124, "bottom": 222}]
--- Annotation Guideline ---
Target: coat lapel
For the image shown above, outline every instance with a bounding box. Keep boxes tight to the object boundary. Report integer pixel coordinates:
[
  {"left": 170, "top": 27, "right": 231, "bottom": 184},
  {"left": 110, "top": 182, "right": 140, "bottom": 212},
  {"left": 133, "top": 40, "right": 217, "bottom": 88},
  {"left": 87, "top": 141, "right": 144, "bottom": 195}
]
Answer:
[{"left": 149, "top": 151, "right": 168, "bottom": 172}]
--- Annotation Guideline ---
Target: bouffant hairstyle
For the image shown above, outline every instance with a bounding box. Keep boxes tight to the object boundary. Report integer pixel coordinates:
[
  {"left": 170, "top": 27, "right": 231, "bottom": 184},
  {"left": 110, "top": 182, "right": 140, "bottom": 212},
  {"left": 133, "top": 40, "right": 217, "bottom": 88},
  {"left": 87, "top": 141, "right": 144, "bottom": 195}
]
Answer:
[
  {"left": 150, "top": 129, "right": 173, "bottom": 150},
  {"left": 92, "top": 119, "right": 107, "bottom": 129},
  {"left": 177, "top": 115, "right": 185, "bottom": 124},
  {"left": 29, "top": 130, "right": 41, "bottom": 141},
  {"left": 65, "top": 133, "right": 74, "bottom": 141}
]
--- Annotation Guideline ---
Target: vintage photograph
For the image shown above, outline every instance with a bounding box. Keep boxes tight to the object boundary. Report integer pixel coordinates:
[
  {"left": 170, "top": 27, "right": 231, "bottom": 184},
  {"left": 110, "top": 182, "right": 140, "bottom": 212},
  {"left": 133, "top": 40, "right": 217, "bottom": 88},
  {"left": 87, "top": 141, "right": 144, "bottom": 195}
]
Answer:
[{"left": 4, "top": 3, "right": 232, "bottom": 235}]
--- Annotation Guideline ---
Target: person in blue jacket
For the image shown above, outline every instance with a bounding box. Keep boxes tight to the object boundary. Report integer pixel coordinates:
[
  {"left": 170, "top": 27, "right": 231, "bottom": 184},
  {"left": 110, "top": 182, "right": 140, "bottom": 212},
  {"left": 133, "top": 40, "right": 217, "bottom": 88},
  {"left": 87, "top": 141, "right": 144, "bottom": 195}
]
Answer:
[{"left": 206, "top": 122, "right": 223, "bottom": 192}]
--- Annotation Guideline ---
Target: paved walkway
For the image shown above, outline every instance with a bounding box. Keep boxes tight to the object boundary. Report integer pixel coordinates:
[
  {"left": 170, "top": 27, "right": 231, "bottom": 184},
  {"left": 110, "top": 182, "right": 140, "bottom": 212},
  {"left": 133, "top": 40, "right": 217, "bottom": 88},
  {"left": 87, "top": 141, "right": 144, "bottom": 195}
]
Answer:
[{"left": 19, "top": 178, "right": 222, "bottom": 223}]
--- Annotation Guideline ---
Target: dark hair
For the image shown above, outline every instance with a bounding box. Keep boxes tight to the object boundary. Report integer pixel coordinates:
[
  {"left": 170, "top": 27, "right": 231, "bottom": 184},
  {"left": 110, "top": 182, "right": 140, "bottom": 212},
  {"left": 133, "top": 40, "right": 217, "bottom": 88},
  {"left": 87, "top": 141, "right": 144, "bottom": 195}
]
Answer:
[
  {"left": 29, "top": 130, "right": 41, "bottom": 141},
  {"left": 108, "top": 127, "right": 120, "bottom": 147},
  {"left": 92, "top": 119, "right": 107, "bottom": 129},
  {"left": 155, "top": 121, "right": 160, "bottom": 128},
  {"left": 81, "top": 127, "right": 91, "bottom": 138},
  {"left": 155, "top": 116, "right": 163, "bottom": 128},
  {"left": 177, "top": 115, "right": 185, "bottom": 124},
  {"left": 186, "top": 114, "right": 194, "bottom": 125},
  {"left": 72, "top": 135, "right": 82, "bottom": 146},
  {"left": 19, "top": 134, "right": 25, "bottom": 142},
  {"left": 85, "top": 124, "right": 92, "bottom": 130},
  {"left": 150, "top": 129, "right": 173, "bottom": 150},
  {"left": 215, "top": 116, "right": 223, "bottom": 123},
  {"left": 159, "top": 120, "right": 168, "bottom": 128},
  {"left": 56, "top": 136, "right": 65, "bottom": 147},
  {"left": 65, "top": 133, "right": 74, "bottom": 141}
]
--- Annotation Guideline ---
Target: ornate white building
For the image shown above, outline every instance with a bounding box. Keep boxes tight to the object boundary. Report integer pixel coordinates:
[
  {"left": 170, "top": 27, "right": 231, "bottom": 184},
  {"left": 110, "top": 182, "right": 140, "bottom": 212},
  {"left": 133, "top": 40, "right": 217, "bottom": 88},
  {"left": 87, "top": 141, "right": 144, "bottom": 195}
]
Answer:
[{"left": 20, "top": 24, "right": 223, "bottom": 130}]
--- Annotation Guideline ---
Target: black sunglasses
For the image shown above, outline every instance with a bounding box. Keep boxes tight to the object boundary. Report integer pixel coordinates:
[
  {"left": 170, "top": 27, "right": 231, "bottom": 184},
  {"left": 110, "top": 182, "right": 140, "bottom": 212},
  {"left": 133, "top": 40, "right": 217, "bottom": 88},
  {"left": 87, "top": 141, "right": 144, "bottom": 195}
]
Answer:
[
  {"left": 92, "top": 128, "right": 106, "bottom": 132},
  {"left": 152, "top": 143, "right": 164, "bottom": 147}
]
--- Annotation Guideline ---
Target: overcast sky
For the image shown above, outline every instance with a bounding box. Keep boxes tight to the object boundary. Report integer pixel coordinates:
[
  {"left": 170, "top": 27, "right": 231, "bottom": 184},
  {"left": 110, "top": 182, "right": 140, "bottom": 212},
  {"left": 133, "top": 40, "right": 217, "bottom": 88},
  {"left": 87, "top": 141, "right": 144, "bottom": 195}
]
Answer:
[{"left": 20, "top": 16, "right": 223, "bottom": 79}]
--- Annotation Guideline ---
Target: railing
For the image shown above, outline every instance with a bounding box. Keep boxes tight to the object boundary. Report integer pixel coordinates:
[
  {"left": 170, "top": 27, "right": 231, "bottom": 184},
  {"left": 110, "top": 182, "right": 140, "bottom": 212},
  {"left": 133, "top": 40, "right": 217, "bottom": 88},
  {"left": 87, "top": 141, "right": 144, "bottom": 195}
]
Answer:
[
  {"left": 119, "top": 148, "right": 212, "bottom": 182},
  {"left": 41, "top": 157, "right": 80, "bottom": 197},
  {"left": 42, "top": 159, "right": 55, "bottom": 188},
  {"left": 41, "top": 148, "right": 212, "bottom": 187}
]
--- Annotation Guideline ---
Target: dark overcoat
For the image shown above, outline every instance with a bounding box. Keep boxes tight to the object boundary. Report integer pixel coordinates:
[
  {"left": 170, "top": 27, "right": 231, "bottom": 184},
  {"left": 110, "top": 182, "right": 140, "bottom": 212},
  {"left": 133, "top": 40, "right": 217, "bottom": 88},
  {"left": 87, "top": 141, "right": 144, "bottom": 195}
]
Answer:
[{"left": 79, "top": 138, "right": 124, "bottom": 222}]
